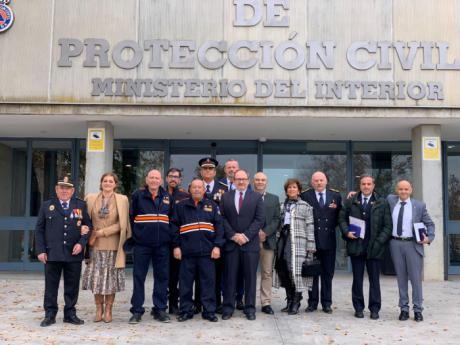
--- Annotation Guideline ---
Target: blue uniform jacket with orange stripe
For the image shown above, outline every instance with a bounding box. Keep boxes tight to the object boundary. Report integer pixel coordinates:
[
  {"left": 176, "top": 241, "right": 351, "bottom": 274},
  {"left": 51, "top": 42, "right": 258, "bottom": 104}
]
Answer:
[
  {"left": 130, "top": 186, "right": 174, "bottom": 247},
  {"left": 171, "top": 197, "right": 225, "bottom": 257}
]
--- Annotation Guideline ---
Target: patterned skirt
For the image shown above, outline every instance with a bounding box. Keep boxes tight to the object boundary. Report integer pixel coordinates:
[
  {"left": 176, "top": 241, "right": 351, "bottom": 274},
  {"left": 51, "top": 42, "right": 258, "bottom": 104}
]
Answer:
[{"left": 82, "top": 250, "right": 125, "bottom": 294}]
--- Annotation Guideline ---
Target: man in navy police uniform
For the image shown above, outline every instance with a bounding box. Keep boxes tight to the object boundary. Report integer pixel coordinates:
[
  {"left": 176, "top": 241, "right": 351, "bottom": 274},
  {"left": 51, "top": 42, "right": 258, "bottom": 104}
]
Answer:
[{"left": 35, "top": 176, "right": 92, "bottom": 327}]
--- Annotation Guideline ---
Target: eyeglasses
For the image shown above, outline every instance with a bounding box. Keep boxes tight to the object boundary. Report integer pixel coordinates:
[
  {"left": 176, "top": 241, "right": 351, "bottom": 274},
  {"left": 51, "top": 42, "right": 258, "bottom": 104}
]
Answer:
[{"left": 234, "top": 178, "right": 248, "bottom": 182}]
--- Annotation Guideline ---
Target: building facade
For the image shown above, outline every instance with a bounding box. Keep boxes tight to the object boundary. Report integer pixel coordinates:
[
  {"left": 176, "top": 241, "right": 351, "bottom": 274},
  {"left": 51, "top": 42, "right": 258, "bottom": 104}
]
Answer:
[{"left": 1, "top": 0, "right": 460, "bottom": 279}]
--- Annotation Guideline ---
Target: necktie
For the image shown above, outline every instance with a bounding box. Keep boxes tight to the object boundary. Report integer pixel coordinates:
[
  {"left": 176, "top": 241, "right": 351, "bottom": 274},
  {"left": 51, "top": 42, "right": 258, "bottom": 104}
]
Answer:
[
  {"left": 397, "top": 201, "right": 407, "bottom": 236},
  {"left": 206, "top": 185, "right": 211, "bottom": 194},
  {"left": 229, "top": 182, "right": 233, "bottom": 190},
  {"left": 238, "top": 192, "right": 244, "bottom": 213},
  {"left": 362, "top": 197, "right": 368, "bottom": 209},
  {"left": 319, "top": 192, "right": 325, "bottom": 207},
  {"left": 62, "top": 201, "right": 68, "bottom": 210}
]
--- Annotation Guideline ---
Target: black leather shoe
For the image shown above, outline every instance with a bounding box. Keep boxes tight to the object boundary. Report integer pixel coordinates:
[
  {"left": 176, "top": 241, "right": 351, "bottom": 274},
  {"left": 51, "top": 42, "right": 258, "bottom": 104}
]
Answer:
[
  {"left": 203, "top": 314, "right": 218, "bottom": 322},
  {"left": 322, "top": 306, "right": 333, "bottom": 314},
  {"left": 246, "top": 313, "right": 256, "bottom": 321},
  {"left": 153, "top": 310, "right": 171, "bottom": 323},
  {"left": 128, "top": 313, "right": 142, "bottom": 324},
  {"left": 261, "top": 305, "right": 274, "bottom": 315},
  {"left": 414, "top": 312, "right": 423, "bottom": 322},
  {"left": 305, "top": 305, "right": 317, "bottom": 313},
  {"left": 177, "top": 314, "right": 193, "bottom": 322},
  {"left": 63, "top": 315, "right": 84, "bottom": 325},
  {"left": 236, "top": 300, "right": 244, "bottom": 310},
  {"left": 221, "top": 313, "right": 232, "bottom": 320},
  {"left": 399, "top": 310, "right": 409, "bottom": 321},
  {"left": 40, "top": 316, "right": 56, "bottom": 327},
  {"left": 354, "top": 311, "right": 364, "bottom": 318},
  {"left": 370, "top": 312, "right": 379, "bottom": 320}
]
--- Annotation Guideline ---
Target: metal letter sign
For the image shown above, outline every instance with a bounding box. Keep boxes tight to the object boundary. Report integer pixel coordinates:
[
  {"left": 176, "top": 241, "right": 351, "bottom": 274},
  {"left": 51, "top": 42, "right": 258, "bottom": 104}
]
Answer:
[{"left": 0, "top": 0, "right": 14, "bottom": 33}]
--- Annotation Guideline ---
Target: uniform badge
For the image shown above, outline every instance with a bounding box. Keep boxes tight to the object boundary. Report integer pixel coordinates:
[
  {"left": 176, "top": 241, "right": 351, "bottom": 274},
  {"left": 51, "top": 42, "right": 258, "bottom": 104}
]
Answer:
[
  {"left": 329, "top": 200, "right": 337, "bottom": 209},
  {"left": 204, "top": 205, "right": 213, "bottom": 212},
  {"left": 163, "top": 196, "right": 170, "bottom": 205},
  {"left": 0, "top": 1, "right": 14, "bottom": 33},
  {"left": 76, "top": 220, "right": 82, "bottom": 227},
  {"left": 49, "top": 205, "right": 55, "bottom": 211},
  {"left": 72, "top": 209, "right": 82, "bottom": 219}
]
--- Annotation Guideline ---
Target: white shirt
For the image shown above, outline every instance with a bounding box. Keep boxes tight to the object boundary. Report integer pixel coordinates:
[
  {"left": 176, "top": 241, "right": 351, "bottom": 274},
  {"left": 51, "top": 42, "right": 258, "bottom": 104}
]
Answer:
[
  {"left": 392, "top": 198, "right": 413, "bottom": 237},
  {"left": 234, "top": 189, "right": 247, "bottom": 213},
  {"left": 59, "top": 199, "right": 70, "bottom": 209},
  {"left": 361, "top": 194, "right": 372, "bottom": 205},
  {"left": 227, "top": 178, "right": 236, "bottom": 190},
  {"left": 205, "top": 180, "right": 215, "bottom": 193},
  {"left": 315, "top": 190, "right": 326, "bottom": 204}
]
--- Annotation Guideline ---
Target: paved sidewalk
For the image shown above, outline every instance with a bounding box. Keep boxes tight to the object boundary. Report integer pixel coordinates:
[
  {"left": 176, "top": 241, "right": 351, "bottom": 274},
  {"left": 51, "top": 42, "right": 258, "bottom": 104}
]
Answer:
[{"left": 0, "top": 272, "right": 458, "bottom": 345}]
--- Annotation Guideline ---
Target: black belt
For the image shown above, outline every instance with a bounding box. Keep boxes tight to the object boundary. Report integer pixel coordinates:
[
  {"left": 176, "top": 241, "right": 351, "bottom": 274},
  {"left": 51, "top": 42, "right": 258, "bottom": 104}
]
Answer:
[{"left": 392, "top": 236, "right": 413, "bottom": 241}]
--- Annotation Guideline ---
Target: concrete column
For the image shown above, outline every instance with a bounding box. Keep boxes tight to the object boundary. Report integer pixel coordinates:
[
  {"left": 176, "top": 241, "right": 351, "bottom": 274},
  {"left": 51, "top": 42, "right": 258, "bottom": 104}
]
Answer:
[
  {"left": 84, "top": 121, "right": 114, "bottom": 194},
  {"left": 411, "top": 124, "right": 444, "bottom": 281}
]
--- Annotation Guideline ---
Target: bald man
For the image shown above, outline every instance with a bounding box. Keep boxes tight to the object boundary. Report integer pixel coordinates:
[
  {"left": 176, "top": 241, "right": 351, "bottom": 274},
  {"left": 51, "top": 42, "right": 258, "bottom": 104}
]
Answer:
[
  {"left": 128, "top": 169, "right": 175, "bottom": 324},
  {"left": 253, "top": 172, "right": 280, "bottom": 315},
  {"left": 300, "top": 171, "right": 342, "bottom": 314},
  {"left": 387, "top": 180, "right": 435, "bottom": 322}
]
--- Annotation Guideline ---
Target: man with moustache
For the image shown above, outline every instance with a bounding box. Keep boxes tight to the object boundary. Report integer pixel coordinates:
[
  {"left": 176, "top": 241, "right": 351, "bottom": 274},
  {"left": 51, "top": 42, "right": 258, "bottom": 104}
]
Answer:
[
  {"left": 300, "top": 171, "right": 342, "bottom": 314},
  {"left": 165, "top": 168, "right": 189, "bottom": 315}
]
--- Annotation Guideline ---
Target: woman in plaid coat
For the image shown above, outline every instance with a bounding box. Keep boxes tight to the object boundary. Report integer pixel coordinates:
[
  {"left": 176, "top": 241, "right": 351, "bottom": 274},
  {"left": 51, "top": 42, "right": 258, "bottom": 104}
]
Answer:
[{"left": 274, "top": 178, "right": 316, "bottom": 315}]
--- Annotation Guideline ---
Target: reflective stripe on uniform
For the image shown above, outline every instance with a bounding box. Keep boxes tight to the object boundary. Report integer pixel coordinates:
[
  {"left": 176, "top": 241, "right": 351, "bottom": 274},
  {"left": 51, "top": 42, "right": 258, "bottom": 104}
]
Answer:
[
  {"left": 134, "top": 213, "right": 169, "bottom": 224},
  {"left": 180, "top": 222, "right": 215, "bottom": 234}
]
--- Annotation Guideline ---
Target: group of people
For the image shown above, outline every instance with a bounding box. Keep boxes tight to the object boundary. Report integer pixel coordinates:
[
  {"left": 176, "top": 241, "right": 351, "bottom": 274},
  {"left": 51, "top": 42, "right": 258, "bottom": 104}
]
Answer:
[{"left": 34, "top": 157, "right": 435, "bottom": 328}]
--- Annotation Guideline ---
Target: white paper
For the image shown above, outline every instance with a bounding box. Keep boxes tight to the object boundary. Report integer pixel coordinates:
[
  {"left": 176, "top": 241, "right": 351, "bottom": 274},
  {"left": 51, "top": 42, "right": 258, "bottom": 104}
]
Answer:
[
  {"left": 349, "top": 216, "right": 366, "bottom": 239},
  {"left": 413, "top": 222, "right": 427, "bottom": 242}
]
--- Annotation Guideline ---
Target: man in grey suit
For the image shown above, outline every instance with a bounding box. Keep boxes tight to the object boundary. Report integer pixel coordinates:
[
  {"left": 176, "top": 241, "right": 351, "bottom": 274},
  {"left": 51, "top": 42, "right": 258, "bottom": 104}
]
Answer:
[
  {"left": 253, "top": 172, "right": 281, "bottom": 315},
  {"left": 387, "top": 180, "right": 435, "bottom": 322}
]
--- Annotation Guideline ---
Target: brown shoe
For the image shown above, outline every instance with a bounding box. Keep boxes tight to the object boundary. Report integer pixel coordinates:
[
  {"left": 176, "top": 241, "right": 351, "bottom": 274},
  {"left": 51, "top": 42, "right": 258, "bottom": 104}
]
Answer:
[
  {"left": 104, "top": 294, "right": 115, "bottom": 323},
  {"left": 94, "top": 294, "right": 104, "bottom": 322}
]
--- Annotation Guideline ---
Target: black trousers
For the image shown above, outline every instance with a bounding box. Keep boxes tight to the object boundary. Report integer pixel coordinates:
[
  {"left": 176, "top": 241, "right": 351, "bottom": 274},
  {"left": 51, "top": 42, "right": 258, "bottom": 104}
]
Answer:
[
  {"left": 350, "top": 255, "right": 381, "bottom": 313},
  {"left": 307, "top": 248, "right": 335, "bottom": 309},
  {"left": 44, "top": 261, "right": 82, "bottom": 318},
  {"left": 222, "top": 249, "right": 259, "bottom": 315},
  {"left": 168, "top": 250, "right": 181, "bottom": 308},
  {"left": 179, "top": 256, "right": 216, "bottom": 317}
]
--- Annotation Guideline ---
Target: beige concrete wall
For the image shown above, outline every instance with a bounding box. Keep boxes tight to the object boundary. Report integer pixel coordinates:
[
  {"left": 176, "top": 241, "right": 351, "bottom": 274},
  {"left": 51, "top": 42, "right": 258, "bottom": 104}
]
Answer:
[{"left": 1, "top": 0, "right": 460, "bottom": 108}]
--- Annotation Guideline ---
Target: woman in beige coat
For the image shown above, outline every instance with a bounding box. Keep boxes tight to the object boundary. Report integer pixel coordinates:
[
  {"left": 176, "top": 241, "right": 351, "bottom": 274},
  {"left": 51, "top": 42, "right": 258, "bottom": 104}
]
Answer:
[{"left": 82, "top": 172, "right": 131, "bottom": 323}]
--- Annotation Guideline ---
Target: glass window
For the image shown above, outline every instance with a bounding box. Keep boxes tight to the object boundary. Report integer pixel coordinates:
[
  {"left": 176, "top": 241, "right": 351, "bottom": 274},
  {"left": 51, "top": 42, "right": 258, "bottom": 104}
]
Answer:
[
  {"left": 352, "top": 142, "right": 412, "bottom": 196},
  {"left": 263, "top": 141, "right": 347, "bottom": 200},
  {"left": 0, "top": 230, "right": 24, "bottom": 262},
  {"left": 447, "top": 144, "right": 460, "bottom": 221},
  {"left": 216, "top": 141, "right": 258, "bottom": 181},
  {"left": 263, "top": 141, "right": 348, "bottom": 270},
  {"left": 113, "top": 142, "right": 165, "bottom": 198},
  {"left": 0, "top": 140, "right": 27, "bottom": 216},
  {"left": 31, "top": 141, "right": 72, "bottom": 216},
  {"left": 449, "top": 234, "right": 460, "bottom": 267}
]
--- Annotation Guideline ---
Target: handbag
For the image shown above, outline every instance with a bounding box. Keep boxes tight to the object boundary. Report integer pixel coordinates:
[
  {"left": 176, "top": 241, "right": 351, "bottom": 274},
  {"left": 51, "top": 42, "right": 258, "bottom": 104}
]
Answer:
[{"left": 301, "top": 253, "right": 321, "bottom": 277}]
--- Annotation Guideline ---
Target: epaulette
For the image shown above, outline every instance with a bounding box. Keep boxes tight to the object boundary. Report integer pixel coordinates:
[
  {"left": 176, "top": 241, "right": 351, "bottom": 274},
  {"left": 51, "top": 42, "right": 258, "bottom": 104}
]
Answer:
[
  {"left": 301, "top": 188, "right": 311, "bottom": 193},
  {"left": 74, "top": 197, "right": 85, "bottom": 202},
  {"left": 178, "top": 188, "right": 187, "bottom": 192},
  {"left": 138, "top": 186, "right": 146, "bottom": 191},
  {"left": 330, "top": 188, "right": 340, "bottom": 193}
]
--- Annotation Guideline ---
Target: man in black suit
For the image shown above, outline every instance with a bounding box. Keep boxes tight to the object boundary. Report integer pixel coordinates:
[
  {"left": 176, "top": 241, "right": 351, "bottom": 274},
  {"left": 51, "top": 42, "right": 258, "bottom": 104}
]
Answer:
[
  {"left": 35, "top": 177, "right": 92, "bottom": 327},
  {"left": 220, "top": 169, "right": 265, "bottom": 321},
  {"left": 300, "top": 171, "right": 342, "bottom": 314}
]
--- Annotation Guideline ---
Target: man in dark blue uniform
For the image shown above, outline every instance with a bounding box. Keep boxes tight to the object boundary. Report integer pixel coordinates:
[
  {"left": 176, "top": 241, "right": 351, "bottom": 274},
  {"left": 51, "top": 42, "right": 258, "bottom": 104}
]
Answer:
[
  {"left": 171, "top": 178, "right": 224, "bottom": 322},
  {"left": 166, "top": 167, "right": 189, "bottom": 315},
  {"left": 300, "top": 171, "right": 342, "bottom": 314},
  {"left": 35, "top": 177, "right": 92, "bottom": 327},
  {"left": 128, "top": 169, "right": 174, "bottom": 324},
  {"left": 199, "top": 157, "right": 228, "bottom": 313}
]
